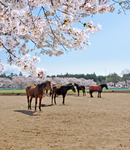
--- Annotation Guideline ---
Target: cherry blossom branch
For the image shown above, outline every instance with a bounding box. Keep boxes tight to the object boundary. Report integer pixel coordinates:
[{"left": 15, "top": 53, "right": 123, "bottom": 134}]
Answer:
[
  {"left": 42, "top": 6, "right": 68, "bottom": 52},
  {"left": 0, "top": 0, "right": 116, "bottom": 76},
  {"left": 1, "top": 43, "right": 16, "bottom": 58},
  {"left": 27, "top": 0, "right": 35, "bottom": 28},
  {"left": 50, "top": 0, "right": 54, "bottom": 6},
  {"left": 0, "top": 1, "right": 7, "bottom": 7}
]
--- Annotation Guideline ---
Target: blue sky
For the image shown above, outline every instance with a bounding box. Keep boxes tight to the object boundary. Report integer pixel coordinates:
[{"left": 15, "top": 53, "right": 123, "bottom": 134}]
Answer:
[{"left": 1, "top": 5, "right": 130, "bottom": 77}]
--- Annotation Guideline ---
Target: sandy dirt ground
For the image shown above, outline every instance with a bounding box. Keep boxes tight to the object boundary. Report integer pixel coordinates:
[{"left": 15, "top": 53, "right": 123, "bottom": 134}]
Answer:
[{"left": 0, "top": 92, "right": 130, "bottom": 150}]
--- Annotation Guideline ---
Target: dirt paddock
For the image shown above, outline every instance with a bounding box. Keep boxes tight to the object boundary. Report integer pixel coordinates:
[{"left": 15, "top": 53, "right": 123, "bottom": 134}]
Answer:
[{"left": 0, "top": 92, "right": 130, "bottom": 150}]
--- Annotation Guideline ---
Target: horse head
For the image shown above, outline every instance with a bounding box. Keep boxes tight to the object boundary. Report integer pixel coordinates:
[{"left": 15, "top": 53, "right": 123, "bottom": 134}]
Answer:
[
  {"left": 100, "top": 84, "right": 108, "bottom": 90},
  {"left": 71, "top": 85, "right": 76, "bottom": 93},
  {"left": 74, "top": 83, "right": 77, "bottom": 86},
  {"left": 45, "top": 80, "right": 52, "bottom": 90},
  {"left": 105, "top": 84, "right": 108, "bottom": 90}
]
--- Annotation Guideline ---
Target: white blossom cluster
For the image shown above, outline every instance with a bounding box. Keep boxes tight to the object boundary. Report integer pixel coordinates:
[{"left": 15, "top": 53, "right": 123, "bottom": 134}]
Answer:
[
  {"left": 0, "top": 0, "right": 115, "bottom": 76},
  {"left": 0, "top": 59, "right": 4, "bottom": 73},
  {"left": 14, "top": 54, "right": 42, "bottom": 78}
]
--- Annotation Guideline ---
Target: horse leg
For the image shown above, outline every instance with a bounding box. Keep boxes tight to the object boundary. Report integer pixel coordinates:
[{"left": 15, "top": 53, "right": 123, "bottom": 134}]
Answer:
[
  {"left": 46, "top": 89, "right": 48, "bottom": 96},
  {"left": 54, "top": 94, "right": 56, "bottom": 105},
  {"left": 30, "top": 97, "right": 32, "bottom": 109},
  {"left": 62, "top": 94, "right": 66, "bottom": 105},
  {"left": 39, "top": 98, "right": 42, "bottom": 111},
  {"left": 98, "top": 92, "right": 101, "bottom": 98},
  {"left": 51, "top": 94, "right": 53, "bottom": 105},
  {"left": 27, "top": 96, "right": 30, "bottom": 110},
  {"left": 84, "top": 90, "right": 86, "bottom": 96},
  {"left": 78, "top": 90, "right": 79, "bottom": 96},
  {"left": 83, "top": 90, "right": 85, "bottom": 96},
  {"left": 35, "top": 97, "right": 37, "bottom": 111},
  {"left": 90, "top": 91, "right": 93, "bottom": 97}
]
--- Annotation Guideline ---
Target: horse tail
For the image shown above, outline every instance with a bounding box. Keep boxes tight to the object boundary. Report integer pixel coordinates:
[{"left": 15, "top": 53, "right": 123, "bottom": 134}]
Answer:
[
  {"left": 26, "top": 86, "right": 31, "bottom": 95},
  {"left": 50, "top": 87, "right": 57, "bottom": 96},
  {"left": 26, "top": 85, "right": 35, "bottom": 96}
]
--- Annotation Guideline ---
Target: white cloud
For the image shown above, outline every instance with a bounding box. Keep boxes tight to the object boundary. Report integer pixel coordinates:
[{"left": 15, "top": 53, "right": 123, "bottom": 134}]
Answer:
[
  {"left": 2, "top": 64, "right": 28, "bottom": 76},
  {"left": 3, "top": 64, "right": 21, "bottom": 74},
  {"left": 1, "top": 64, "right": 47, "bottom": 77},
  {"left": 37, "top": 67, "right": 46, "bottom": 72}
]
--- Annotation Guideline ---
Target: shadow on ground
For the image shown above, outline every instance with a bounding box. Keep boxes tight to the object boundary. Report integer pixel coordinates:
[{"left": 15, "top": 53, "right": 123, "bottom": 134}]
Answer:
[
  {"left": 41, "top": 104, "right": 53, "bottom": 107},
  {"left": 14, "top": 110, "right": 39, "bottom": 116}
]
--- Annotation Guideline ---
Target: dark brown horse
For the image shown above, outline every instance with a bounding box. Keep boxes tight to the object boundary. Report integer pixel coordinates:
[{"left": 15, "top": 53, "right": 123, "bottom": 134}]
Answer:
[
  {"left": 26, "top": 81, "right": 52, "bottom": 111},
  {"left": 74, "top": 83, "right": 86, "bottom": 96},
  {"left": 51, "top": 84, "right": 76, "bottom": 105},
  {"left": 89, "top": 84, "right": 108, "bottom": 98},
  {"left": 49, "top": 84, "right": 62, "bottom": 96}
]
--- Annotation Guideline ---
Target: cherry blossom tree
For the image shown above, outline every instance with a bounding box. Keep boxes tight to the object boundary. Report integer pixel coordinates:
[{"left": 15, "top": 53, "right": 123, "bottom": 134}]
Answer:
[
  {"left": 0, "top": 0, "right": 123, "bottom": 78},
  {"left": 0, "top": 76, "right": 96, "bottom": 88},
  {"left": 52, "top": 76, "right": 96, "bottom": 86}
]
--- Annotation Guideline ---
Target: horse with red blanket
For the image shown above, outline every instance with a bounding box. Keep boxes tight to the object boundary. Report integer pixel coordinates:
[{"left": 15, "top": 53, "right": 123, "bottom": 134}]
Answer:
[{"left": 89, "top": 84, "right": 108, "bottom": 98}]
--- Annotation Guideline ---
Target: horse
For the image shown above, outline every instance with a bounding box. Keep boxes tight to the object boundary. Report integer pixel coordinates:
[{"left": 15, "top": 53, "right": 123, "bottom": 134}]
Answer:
[
  {"left": 49, "top": 84, "right": 62, "bottom": 96},
  {"left": 26, "top": 80, "right": 52, "bottom": 111},
  {"left": 89, "top": 84, "right": 108, "bottom": 98},
  {"left": 51, "top": 84, "right": 76, "bottom": 105},
  {"left": 50, "top": 83, "right": 72, "bottom": 96},
  {"left": 74, "top": 83, "right": 86, "bottom": 96}
]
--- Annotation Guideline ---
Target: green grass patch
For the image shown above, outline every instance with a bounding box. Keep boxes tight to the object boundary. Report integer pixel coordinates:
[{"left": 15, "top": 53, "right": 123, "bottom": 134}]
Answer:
[
  {"left": 0, "top": 89, "right": 26, "bottom": 94},
  {"left": 0, "top": 89, "right": 88, "bottom": 94},
  {"left": 0, "top": 89, "right": 129, "bottom": 94}
]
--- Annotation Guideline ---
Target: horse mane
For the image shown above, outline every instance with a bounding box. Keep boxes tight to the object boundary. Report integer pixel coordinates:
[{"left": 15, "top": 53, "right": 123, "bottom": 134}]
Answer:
[
  {"left": 100, "top": 84, "right": 107, "bottom": 88},
  {"left": 100, "top": 84, "right": 106, "bottom": 86},
  {"left": 66, "top": 83, "right": 73, "bottom": 86},
  {"left": 38, "top": 81, "right": 50, "bottom": 89},
  {"left": 74, "top": 83, "right": 79, "bottom": 86}
]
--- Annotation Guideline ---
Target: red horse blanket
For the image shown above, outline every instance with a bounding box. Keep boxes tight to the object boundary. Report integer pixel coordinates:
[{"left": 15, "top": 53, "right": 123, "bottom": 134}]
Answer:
[{"left": 89, "top": 85, "right": 102, "bottom": 92}]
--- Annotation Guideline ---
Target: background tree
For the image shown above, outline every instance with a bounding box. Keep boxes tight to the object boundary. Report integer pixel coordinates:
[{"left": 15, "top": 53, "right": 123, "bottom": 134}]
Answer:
[
  {"left": 121, "top": 69, "right": 130, "bottom": 86},
  {"left": 97, "top": 75, "right": 107, "bottom": 84},
  {"left": 106, "top": 73, "right": 121, "bottom": 86},
  {"left": 19, "top": 72, "right": 23, "bottom": 76},
  {"left": 0, "top": 73, "right": 7, "bottom": 78}
]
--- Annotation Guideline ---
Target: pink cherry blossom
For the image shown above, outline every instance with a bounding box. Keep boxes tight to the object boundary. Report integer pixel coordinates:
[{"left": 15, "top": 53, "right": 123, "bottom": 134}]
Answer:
[{"left": 0, "top": 0, "right": 116, "bottom": 77}]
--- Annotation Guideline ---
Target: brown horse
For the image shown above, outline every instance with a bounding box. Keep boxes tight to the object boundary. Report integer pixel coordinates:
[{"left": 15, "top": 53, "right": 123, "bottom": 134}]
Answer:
[
  {"left": 51, "top": 84, "right": 76, "bottom": 105},
  {"left": 89, "top": 84, "right": 108, "bottom": 98},
  {"left": 26, "top": 80, "right": 52, "bottom": 111},
  {"left": 74, "top": 83, "right": 86, "bottom": 96}
]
